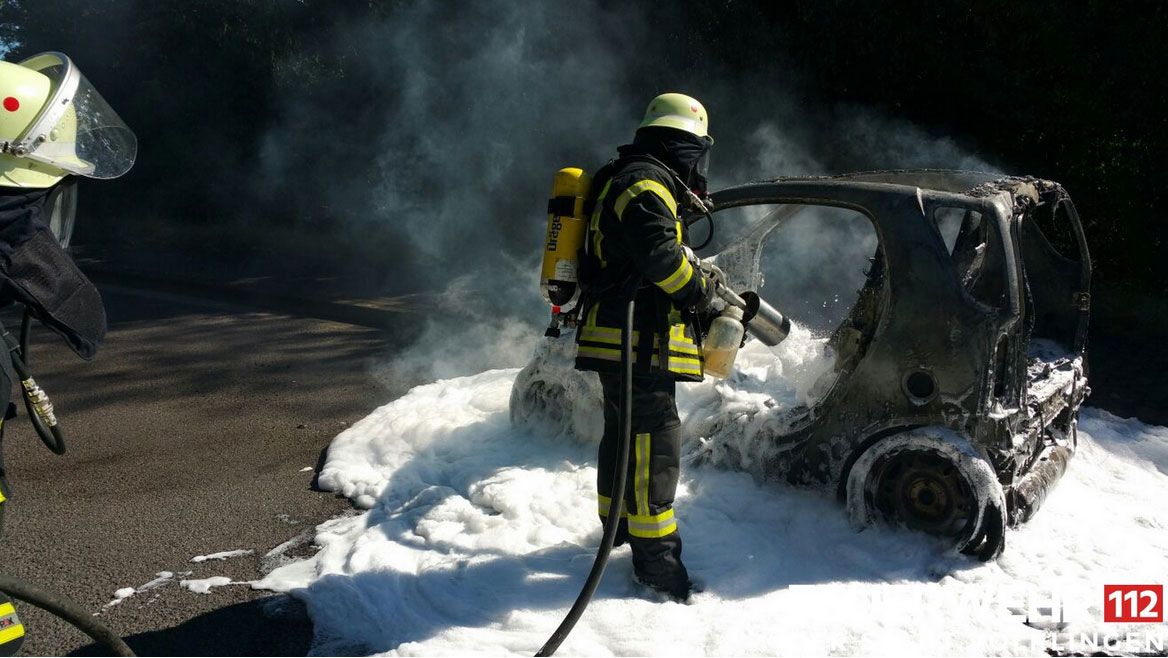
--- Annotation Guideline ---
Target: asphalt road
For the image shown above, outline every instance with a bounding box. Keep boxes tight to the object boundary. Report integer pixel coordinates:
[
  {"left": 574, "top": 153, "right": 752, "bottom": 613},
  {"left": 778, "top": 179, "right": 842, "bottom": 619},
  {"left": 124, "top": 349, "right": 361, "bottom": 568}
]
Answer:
[
  {"left": 2, "top": 275, "right": 1158, "bottom": 657},
  {"left": 1, "top": 284, "right": 410, "bottom": 656}
]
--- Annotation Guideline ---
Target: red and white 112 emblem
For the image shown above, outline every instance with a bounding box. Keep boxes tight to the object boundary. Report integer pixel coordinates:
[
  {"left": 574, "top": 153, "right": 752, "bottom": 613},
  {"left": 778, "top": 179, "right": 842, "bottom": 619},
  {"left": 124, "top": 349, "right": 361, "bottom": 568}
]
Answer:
[{"left": 1104, "top": 585, "right": 1163, "bottom": 622}]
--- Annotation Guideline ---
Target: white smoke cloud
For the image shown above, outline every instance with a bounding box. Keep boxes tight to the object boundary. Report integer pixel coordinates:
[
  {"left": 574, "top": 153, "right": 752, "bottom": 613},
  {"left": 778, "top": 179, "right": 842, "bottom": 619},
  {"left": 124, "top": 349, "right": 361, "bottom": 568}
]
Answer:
[{"left": 259, "top": 0, "right": 1004, "bottom": 385}]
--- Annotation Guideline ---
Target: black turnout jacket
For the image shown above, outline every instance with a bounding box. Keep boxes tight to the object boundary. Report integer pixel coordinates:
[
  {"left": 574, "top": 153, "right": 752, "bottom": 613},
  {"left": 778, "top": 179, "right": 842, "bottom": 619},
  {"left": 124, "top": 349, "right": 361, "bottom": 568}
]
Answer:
[{"left": 574, "top": 133, "right": 712, "bottom": 381}]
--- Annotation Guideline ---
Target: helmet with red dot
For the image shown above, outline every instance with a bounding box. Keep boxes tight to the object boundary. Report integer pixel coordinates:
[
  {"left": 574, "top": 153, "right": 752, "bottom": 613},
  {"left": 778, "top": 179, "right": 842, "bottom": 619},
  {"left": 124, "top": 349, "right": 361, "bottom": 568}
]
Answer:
[
  {"left": 0, "top": 52, "right": 136, "bottom": 188},
  {"left": 637, "top": 92, "right": 712, "bottom": 144}
]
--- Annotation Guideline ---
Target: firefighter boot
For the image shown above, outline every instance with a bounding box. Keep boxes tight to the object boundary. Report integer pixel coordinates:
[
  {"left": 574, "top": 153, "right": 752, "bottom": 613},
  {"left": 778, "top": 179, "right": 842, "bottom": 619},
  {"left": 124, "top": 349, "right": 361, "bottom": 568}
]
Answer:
[{"left": 630, "top": 533, "right": 692, "bottom": 602}]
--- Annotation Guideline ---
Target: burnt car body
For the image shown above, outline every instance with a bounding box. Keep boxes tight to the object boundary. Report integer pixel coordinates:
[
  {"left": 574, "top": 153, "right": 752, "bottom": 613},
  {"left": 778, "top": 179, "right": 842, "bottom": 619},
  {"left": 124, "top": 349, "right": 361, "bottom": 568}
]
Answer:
[{"left": 512, "top": 170, "right": 1091, "bottom": 560}]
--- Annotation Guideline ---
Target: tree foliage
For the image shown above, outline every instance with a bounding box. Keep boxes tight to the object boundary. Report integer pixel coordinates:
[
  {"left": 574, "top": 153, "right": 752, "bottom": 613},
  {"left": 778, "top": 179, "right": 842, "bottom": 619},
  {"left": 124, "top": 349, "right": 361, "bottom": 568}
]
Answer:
[{"left": 1, "top": 0, "right": 1163, "bottom": 293}]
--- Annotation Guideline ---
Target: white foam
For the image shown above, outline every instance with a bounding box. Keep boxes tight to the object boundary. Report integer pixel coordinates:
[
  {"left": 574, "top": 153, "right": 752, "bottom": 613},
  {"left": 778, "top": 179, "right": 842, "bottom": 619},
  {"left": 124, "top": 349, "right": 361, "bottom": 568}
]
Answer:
[{"left": 257, "top": 331, "right": 1168, "bottom": 656}]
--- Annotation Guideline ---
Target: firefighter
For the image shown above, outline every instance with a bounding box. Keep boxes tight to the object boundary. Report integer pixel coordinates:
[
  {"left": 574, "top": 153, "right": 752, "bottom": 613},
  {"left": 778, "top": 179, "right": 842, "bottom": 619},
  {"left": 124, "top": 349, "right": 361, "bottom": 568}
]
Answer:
[
  {"left": 0, "top": 51, "right": 136, "bottom": 656},
  {"left": 574, "top": 92, "right": 720, "bottom": 602}
]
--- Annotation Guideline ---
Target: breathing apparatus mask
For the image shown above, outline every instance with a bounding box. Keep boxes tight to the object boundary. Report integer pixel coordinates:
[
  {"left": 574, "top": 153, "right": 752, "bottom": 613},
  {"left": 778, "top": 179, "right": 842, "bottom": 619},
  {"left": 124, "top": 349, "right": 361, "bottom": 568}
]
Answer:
[{"left": 692, "top": 136, "right": 712, "bottom": 194}]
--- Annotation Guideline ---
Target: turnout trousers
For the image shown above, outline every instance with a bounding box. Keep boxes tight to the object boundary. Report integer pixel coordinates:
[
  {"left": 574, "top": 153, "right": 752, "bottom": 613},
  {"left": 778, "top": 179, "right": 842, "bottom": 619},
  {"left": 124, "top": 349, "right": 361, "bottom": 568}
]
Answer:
[{"left": 596, "top": 371, "right": 688, "bottom": 589}]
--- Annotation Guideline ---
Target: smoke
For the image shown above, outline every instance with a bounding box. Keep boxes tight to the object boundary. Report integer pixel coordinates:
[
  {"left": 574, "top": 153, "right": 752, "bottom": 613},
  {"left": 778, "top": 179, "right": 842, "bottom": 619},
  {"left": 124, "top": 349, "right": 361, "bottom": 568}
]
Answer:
[
  {"left": 258, "top": 2, "right": 664, "bottom": 287},
  {"left": 369, "top": 257, "right": 545, "bottom": 389},
  {"left": 255, "top": 1, "right": 1002, "bottom": 386}
]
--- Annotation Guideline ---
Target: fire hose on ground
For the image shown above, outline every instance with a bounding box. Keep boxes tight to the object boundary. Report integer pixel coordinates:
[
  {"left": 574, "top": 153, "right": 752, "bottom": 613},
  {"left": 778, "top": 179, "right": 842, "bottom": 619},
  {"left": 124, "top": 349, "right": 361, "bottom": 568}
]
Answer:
[
  {"left": 0, "top": 573, "right": 133, "bottom": 657},
  {"left": 0, "top": 309, "right": 135, "bottom": 657},
  {"left": 535, "top": 274, "right": 791, "bottom": 655},
  {"left": 536, "top": 274, "right": 640, "bottom": 657}
]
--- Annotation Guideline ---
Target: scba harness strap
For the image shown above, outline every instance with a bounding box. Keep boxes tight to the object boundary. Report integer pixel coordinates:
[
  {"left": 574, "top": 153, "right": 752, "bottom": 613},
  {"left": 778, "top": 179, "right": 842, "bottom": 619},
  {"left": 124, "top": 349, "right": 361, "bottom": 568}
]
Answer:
[
  {"left": 577, "top": 154, "right": 692, "bottom": 299},
  {"left": 573, "top": 155, "right": 706, "bottom": 380}
]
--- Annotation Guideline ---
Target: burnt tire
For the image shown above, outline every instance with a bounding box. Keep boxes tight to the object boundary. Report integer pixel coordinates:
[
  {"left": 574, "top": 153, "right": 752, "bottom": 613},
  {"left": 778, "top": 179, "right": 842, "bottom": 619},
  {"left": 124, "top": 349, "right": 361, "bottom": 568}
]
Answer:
[
  {"left": 508, "top": 339, "right": 603, "bottom": 442},
  {"left": 846, "top": 427, "right": 1007, "bottom": 561},
  {"left": 958, "top": 495, "right": 1005, "bottom": 561}
]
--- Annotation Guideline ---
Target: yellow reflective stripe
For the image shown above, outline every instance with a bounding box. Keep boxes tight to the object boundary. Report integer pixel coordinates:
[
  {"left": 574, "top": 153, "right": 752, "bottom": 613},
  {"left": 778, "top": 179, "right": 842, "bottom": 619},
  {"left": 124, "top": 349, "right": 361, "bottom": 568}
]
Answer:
[
  {"left": 614, "top": 180, "right": 677, "bottom": 220},
  {"left": 583, "top": 327, "right": 689, "bottom": 352},
  {"left": 675, "top": 218, "right": 683, "bottom": 245},
  {"left": 591, "top": 180, "right": 613, "bottom": 263},
  {"left": 0, "top": 488, "right": 5, "bottom": 504},
  {"left": 0, "top": 602, "right": 22, "bottom": 645},
  {"left": 579, "top": 326, "right": 640, "bottom": 345},
  {"left": 597, "top": 494, "right": 627, "bottom": 518},
  {"left": 580, "top": 333, "right": 622, "bottom": 346},
  {"left": 669, "top": 324, "right": 699, "bottom": 352},
  {"left": 580, "top": 344, "right": 697, "bottom": 375},
  {"left": 581, "top": 314, "right": 698, "bottom": 371},
  {"left": 654, "top": 258, "right": 694, "bottom": 295},
  {"left": 583, "top": 325, "right": 622, "bottom": 339},
  {"left": 628, "top": 508, "right": 678, "bottom": 538},
  {"left": 0, "top": 625, "right": 23, "bottom": 645},
  {"left": 629, "top": 508, "right": 675, "bottom": 524},
  {"left": 577, "top": 345, "right": 621, "bottom": 360},
  {"left": 577, "top": 345, "right": 665, "bottom": 367},
  {"left": 629, "top": 522, "right": 677, "bottom": 538},
  {"left": 581, "top": 342, "right": 700, "bottom": 372},
  {"left": 634, "top": 433, "right": 650, "bottom": 517},
  {"left": 0, "top": 625, "right": 24, "bottom": 645}
]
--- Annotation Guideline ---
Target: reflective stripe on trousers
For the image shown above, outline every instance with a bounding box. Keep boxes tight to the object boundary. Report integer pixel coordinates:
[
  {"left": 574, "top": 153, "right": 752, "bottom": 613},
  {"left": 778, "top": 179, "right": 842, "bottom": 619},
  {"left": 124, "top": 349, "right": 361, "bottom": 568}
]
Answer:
[{"left": 596, "top": 373, "right": 682, "bottom": 540}]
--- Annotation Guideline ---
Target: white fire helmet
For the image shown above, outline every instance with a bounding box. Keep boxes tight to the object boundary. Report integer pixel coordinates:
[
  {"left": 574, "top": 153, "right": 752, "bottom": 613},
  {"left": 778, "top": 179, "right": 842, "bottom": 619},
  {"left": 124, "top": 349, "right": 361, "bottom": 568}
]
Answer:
[{"left": 0, "top": 52, "right": 137, "bottom": 188}]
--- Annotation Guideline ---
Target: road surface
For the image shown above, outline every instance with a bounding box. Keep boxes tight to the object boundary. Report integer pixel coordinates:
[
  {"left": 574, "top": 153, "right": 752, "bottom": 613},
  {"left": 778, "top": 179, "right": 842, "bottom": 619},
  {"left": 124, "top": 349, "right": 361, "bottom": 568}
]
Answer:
[{"left": 1, "top": 283, "right": 410, "bottom": 656}]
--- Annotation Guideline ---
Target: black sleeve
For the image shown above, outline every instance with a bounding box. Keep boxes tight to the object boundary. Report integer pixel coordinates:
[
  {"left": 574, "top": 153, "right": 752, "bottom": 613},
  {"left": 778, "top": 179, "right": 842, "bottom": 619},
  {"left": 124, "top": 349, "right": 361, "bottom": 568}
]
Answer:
[
  {"left": 612, "top": 171, "right": 709, "bottom": 309},
  {"left": 0, "top": 190, "right": 105, "bottom": 360}
]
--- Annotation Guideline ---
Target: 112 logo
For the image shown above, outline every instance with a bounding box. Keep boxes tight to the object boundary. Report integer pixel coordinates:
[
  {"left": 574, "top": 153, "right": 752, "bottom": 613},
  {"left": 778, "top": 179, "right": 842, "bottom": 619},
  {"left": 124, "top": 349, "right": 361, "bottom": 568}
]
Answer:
[{"left": 1104, "top": 585, "right": 1163, "bottom": 623}]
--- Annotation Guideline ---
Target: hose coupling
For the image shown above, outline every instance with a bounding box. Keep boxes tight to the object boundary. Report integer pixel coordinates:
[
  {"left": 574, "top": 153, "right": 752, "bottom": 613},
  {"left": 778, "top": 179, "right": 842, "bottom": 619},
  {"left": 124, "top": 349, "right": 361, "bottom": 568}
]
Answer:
[{"left": 21, "top": 377, "right": 58, "bottom": 428}]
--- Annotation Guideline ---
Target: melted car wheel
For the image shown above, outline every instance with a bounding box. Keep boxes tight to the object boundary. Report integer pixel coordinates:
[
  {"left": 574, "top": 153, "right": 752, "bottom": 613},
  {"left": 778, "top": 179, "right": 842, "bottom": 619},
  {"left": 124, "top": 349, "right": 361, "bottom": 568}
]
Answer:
[
  {"left": 871, "top": 450, "right": 974, "bottom": 538},
  {"left": 846, "top": 428, "right": 1007, "bottom": 561}
]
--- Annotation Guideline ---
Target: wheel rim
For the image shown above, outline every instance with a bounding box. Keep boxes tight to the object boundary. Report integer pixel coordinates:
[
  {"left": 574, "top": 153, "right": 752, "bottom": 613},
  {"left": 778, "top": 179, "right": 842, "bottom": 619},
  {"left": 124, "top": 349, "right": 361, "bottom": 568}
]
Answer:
[{"left": 872, "top": 450, "right": 974, "bottom": 537}]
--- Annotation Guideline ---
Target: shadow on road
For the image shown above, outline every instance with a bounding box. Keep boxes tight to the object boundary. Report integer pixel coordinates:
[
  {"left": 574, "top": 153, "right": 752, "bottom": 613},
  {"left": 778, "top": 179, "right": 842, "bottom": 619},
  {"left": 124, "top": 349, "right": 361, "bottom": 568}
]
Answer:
[{"left": 71, "top": 595, "right": 311, "bottom": 657}]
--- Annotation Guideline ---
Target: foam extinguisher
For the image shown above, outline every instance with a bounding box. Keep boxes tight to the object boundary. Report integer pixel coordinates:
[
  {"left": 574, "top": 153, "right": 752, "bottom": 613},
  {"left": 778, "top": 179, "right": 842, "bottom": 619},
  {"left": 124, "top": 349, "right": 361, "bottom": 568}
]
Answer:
[
  {"left": 704, "top": 283, "right": 793, "bottom": 378},
  {"left": 540, "top": 168, "right": 591, "bottom": 336}
]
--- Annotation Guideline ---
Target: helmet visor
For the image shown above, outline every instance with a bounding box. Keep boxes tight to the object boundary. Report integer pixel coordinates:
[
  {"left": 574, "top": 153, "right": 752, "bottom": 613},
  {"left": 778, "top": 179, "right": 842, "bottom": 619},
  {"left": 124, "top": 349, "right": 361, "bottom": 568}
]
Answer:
[{"left": 19, "top": 53, "right": 137, "bottom": 180}]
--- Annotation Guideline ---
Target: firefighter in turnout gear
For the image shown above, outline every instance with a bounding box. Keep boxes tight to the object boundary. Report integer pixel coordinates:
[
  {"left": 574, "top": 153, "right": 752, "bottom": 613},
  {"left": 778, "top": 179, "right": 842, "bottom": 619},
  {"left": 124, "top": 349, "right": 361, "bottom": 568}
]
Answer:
[
  {"left": 0, "top": 51, "right": 135, "bottom": 656},
  {"left": 574, "top": 93, "right": 718, "bottom": 601}
]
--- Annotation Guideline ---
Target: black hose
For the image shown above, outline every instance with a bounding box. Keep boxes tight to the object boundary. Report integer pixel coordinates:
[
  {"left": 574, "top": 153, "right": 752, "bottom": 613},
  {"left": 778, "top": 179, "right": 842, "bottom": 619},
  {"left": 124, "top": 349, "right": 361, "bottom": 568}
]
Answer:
[
  {"left": 19, "top": 310, "right": 30, "bottom": 361},
  {"left": 1, "top": 311, "right": 66, "bottom": 454},
  {"left": 536, "top": 277, "right": 639, "bottom": 657},
  {"left": 682, "top": 193, "right": 715, "bottom": 251},
  {"left": 688, "top": 208, "right": 715, "bottom": 251},
  {"left": 0, "top": 572, "right": 135, "bottom": 657}
]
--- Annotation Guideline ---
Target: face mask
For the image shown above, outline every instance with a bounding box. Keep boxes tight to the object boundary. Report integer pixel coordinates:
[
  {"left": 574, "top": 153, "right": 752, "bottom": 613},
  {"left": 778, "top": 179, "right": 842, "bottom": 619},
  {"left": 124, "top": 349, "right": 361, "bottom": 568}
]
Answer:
[{"left": 691, "top": 138, "right": 712, "bottom": 193}]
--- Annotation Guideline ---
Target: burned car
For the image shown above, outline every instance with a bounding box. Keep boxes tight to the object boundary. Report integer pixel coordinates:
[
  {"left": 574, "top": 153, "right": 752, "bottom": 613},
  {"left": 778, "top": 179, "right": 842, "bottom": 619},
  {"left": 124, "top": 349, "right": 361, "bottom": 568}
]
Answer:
[{"left": 512, "top": 171, "right": 1091, "bottom": 560}]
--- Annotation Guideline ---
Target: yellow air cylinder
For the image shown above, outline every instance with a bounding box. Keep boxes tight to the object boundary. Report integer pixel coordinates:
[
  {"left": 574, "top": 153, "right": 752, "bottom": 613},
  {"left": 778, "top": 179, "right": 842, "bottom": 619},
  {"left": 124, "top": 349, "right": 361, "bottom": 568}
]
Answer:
[{"left": 540, "top": 167, "right": 591, "bottom": 306}]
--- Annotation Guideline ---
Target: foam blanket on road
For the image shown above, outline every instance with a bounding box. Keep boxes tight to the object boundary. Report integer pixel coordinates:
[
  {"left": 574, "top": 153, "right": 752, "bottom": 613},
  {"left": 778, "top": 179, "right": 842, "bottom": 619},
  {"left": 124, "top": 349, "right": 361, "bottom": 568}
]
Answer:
[{"left": 257, "top": 332, "right": 1168, "bottom": 656}]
